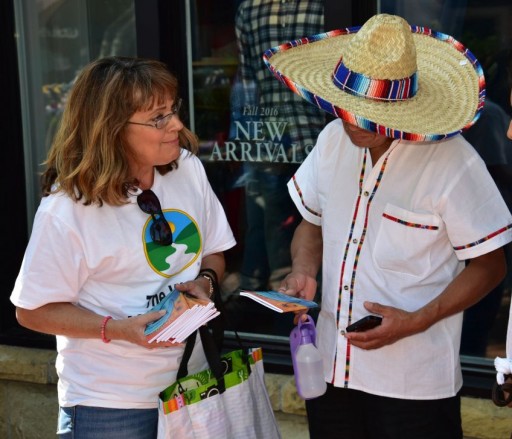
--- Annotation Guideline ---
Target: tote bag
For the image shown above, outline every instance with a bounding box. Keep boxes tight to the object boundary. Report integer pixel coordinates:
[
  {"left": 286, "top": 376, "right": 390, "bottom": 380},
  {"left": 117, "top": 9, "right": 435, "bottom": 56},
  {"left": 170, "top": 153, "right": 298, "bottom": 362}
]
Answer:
[{"left": 157, "top": 326, "right": 282, "bottom": 439}]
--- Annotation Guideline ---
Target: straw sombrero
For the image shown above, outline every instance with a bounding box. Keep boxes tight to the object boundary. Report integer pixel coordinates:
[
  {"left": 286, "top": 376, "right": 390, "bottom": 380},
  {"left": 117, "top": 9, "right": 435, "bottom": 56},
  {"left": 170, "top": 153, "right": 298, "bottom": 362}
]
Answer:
[{"left": 263, "top": 14, "right": 485, "bottom": 141}]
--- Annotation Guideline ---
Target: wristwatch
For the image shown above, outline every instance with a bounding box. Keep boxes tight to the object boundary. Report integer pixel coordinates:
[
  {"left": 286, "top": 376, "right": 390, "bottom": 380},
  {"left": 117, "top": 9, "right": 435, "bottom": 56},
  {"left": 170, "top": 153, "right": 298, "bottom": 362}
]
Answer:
[{"left": 197, "top": 271, "right": 216, "bottom": 298}]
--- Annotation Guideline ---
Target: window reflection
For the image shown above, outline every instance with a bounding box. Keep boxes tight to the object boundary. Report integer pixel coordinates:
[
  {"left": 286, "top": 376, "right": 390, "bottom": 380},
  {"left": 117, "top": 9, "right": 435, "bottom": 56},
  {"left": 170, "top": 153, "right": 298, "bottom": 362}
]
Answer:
[
  {"left": 460, "top": 49, "right": 512, "bottom": 358},
  {"left": 380, "top": 0, "right": 512, "bottom": 359},
  {"left": 191, "top": 0, "right": 512, "bottom": 350},
  {"left": 18, "top": 0, "right": 136, "bottom": 224},
  {"left": 9, "top": 0, "right": 136, "bottom": 345},
  {"left": 191, "top": 0, "right": 326, "bottom": 335}
]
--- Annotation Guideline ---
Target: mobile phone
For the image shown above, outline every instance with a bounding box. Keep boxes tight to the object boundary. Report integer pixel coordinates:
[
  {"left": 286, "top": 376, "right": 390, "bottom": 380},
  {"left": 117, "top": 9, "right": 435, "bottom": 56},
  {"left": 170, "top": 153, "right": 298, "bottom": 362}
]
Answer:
[{"left": 345, "top": 315, "right": 382, "bottom": 333}]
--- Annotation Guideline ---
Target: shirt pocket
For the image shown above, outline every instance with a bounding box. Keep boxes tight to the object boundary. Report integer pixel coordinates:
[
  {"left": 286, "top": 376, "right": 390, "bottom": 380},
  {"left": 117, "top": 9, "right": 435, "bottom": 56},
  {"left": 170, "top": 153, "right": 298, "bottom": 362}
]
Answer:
[{"left": 373, "top": 203, "right": 441, "bottom": 278}]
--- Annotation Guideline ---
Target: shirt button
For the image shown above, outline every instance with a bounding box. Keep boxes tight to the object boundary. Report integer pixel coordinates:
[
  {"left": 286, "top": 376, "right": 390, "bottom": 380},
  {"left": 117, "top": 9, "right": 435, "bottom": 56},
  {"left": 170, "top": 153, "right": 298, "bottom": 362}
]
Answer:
[
  {"left": 364, "top": 191, "right": 369, "bottom": 196},
  {"left": 352, "top": 238, "right": 358, "bottom": 244},
  {"left": 343, "top": 285, "right": 349, "bottom": 290}
]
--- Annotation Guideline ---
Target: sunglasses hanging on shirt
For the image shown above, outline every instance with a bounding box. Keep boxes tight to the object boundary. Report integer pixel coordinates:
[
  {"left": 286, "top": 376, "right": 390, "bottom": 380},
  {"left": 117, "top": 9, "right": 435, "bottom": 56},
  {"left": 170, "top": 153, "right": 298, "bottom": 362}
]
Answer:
[{"left": 137, "top": 189, "right": 173, "bottom": 246}]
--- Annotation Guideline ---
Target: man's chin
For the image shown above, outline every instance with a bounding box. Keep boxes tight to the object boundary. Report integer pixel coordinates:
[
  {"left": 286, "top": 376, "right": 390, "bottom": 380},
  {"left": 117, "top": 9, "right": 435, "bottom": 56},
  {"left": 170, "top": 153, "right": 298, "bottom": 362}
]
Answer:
[{"left": 349, "top": 137, "right": 372, "bottom": 147}]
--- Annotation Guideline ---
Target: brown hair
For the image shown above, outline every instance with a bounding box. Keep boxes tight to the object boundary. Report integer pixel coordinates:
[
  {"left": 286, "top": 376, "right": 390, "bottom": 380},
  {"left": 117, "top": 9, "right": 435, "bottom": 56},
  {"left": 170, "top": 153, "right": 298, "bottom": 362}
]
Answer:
[{"left": 41, "top": 56, "right": 199, "bottom": 206}]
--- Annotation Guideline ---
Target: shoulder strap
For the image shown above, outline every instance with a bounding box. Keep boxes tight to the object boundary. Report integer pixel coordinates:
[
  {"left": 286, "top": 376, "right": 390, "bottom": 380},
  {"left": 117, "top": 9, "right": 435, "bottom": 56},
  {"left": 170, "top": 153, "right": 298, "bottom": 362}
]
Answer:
[
  {"left": 177, "top": 329, "right": 197, "bottom": 379},
  {"left": 176, "top": 326, "right": 226, "bottom": 393},
  {"left": 207, "top": 280, "right": 225, "bottom": 351},
  {"left": 176, "top": 281, "right": 247, "bottom": 382}
]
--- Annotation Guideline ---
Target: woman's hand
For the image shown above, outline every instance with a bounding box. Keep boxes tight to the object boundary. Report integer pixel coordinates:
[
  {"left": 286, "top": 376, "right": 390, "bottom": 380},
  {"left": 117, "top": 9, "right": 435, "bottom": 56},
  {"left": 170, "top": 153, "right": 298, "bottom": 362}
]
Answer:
[
  {"left": 106, "top": 310, "right": 184, "bottom": 349},
  {"left": 111, "top": 273, "right": 219, "bottom": 348},
  {"left": 174, "top": 278, "right": 212, "bottom": 301},
  {"left": 15, "top": 303, "right": 184, "bottom": 349}
]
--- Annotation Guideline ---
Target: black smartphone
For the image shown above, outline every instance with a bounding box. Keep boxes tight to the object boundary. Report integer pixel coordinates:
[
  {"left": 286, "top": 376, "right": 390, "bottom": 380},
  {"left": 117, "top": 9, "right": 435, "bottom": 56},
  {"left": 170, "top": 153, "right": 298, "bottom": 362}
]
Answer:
[{"left": 345, "top": 315, "right": 382, "bottom": 333}]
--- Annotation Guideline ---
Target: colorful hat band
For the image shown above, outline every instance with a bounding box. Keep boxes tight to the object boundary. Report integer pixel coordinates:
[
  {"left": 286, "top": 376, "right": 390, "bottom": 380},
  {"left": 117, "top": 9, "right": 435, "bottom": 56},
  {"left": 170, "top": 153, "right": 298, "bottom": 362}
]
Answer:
[{"left": 332, "top": 57, "right": 418, "bottom": 101}]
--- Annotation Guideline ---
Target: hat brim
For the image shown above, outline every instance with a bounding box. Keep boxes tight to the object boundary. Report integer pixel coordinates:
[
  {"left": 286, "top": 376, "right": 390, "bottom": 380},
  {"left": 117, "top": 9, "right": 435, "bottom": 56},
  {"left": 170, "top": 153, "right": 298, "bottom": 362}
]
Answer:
[{"left": 263, "top": 26, "right": 485, "bottom": 141}]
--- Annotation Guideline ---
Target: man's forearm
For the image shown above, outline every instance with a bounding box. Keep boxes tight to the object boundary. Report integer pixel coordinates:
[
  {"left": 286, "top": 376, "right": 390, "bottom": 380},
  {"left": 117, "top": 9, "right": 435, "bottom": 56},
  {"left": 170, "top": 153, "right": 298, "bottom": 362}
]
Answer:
[
  {"left": 414, "top": 247, "right": 506, "bottom": 332},
  {"left": 291, "top": 219, "right": 323, "bottom": 277}
]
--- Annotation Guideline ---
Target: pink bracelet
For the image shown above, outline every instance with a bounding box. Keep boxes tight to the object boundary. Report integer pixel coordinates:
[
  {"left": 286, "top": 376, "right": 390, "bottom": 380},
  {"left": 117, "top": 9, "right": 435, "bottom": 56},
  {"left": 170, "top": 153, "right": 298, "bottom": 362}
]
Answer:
[{"left": 101, "top": 315, "right": 113, "bottom": 343}]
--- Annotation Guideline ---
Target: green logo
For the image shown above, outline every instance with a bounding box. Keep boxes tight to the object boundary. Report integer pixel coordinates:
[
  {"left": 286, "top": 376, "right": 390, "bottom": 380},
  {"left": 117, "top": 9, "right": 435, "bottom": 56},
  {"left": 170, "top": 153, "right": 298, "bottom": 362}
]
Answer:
[{"left": 141, "top": 209, "right": 201, "bottom": 277}]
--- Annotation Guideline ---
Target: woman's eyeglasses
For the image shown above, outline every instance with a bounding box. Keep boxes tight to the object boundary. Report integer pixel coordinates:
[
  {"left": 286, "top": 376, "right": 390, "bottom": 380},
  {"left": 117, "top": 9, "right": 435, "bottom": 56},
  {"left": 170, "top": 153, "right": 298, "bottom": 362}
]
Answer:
[
  {"left": 137, "top": 189, "right": 173, "bottom": 246},
  {"left": 127, "top": 98, "right": 182, "bottom": 130}
]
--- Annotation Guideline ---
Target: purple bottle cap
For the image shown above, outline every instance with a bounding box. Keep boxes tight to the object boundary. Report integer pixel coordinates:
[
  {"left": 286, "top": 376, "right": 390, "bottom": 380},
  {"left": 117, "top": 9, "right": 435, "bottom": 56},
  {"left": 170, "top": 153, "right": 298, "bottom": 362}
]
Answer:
[
  {"left": 300, "top": 325, "right": 313, "bottom": 344},
  {"left": 290, "top": 314, "right": 316, "bottom": 357}
]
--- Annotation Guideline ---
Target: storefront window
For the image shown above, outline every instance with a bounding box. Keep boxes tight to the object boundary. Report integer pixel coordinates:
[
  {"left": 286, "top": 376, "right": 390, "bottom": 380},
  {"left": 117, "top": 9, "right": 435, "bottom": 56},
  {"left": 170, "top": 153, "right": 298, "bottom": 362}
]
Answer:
[
  {"left": 190, "top": 0, "right": 512, "bottom": 359},
  {"left": 6, "top": 0, "right": 511, "bottom": 368},
  {"left": 6, "top": 0, "right": 136, "bottom": 346},
  {"left": 15, "top": 0, "right": 136, "bottom": 227},
  {"left": 379, "top": 0, "right": 512, "bottom": 361},
  {"left": 189, "top": 0, "right": 327, "bottom": 337}
]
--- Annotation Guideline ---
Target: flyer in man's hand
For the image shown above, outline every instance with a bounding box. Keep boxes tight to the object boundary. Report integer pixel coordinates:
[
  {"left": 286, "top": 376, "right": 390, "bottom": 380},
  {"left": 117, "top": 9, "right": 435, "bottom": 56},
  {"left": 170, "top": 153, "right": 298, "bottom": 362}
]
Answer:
[
  {"left": 144, "top": 290, "right": 219, "bottom": 344},
  {"left": 239, "top": 290, "right": 319, "bottom": 313}
]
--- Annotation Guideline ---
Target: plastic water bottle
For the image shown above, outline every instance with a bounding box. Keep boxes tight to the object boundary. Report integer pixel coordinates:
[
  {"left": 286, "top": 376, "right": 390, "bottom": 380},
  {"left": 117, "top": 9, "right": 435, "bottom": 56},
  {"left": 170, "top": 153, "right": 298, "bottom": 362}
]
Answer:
[{"left": 290, "top": 315, "right": 327, "bottom": 399}]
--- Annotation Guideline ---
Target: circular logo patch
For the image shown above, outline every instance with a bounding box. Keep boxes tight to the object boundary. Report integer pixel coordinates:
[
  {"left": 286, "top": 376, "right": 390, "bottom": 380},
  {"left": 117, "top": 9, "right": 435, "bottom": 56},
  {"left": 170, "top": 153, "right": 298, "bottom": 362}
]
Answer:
[{"left": 141, "top": 209, "right": 201, "bottom": 277}]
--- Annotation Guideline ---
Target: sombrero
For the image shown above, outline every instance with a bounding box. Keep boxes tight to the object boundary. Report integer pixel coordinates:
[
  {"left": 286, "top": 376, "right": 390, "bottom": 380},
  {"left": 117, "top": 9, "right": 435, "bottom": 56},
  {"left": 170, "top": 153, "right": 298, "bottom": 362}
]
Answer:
[{"left": 263, "top": 14, "right": 485, "bottom": 141}]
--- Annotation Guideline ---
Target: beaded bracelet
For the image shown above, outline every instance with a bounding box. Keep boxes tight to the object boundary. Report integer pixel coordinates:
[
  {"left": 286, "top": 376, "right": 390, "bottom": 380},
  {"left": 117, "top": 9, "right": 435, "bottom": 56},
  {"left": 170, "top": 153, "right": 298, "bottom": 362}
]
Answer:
[{"left": 101, "top": 315, "right": 113, "bottom": 343}]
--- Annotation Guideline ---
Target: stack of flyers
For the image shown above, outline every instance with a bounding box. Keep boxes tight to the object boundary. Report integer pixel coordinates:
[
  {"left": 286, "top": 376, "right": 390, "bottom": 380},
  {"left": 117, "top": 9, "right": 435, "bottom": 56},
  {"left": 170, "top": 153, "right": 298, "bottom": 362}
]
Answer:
[
  {"left": 144, "top": 290, "right": 219, "bottom": 344},
  {"left": 239, "top": 290, "right": 319, "bottom": 313}
]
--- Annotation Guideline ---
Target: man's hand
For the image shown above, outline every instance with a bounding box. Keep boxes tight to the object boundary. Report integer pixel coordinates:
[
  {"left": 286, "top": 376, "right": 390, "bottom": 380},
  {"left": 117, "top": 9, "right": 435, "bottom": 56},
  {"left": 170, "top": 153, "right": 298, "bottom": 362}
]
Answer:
[
  {"left": 278, "top": 273, "right": 317, "bottom": 324},
  {"left": 344, "top": 301, "right": 422, "bottom": 350},
  {"left": 279, "top": 272, "right": 317, "bottom": 301},
  {"left": 347, "top": 248, "right": 507, "bottom": 350}
]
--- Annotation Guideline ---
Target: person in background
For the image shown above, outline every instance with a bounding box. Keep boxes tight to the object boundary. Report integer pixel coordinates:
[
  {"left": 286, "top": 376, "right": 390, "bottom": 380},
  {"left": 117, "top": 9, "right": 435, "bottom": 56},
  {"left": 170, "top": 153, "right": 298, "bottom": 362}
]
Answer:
[
  {"left": 460, "top": 49, "right": 512, "bottom": 357},
  {"left": 493, "top": 87, "right": 512, "bottom": 413},
  {"left": 225, "top": 0, "right": 326, "bottom": 334},
  {"left": 267, "top": 14, "right": 512, "bottom": 438},
  {"left": 233, "top": 0, "right": 325, "bottom": 293},
  {"left": 459, "top": 97, "right": 512, "bottom": 356},
  {"left": 10, "top": 57, "right": 236, "bottom": 439}
]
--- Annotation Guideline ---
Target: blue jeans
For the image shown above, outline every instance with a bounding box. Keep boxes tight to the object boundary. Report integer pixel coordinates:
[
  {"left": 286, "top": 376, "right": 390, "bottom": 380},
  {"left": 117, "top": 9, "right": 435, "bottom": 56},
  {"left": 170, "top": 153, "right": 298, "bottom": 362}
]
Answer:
[{"left": 57, "top": 406, "right": 158, "bottom": 439}]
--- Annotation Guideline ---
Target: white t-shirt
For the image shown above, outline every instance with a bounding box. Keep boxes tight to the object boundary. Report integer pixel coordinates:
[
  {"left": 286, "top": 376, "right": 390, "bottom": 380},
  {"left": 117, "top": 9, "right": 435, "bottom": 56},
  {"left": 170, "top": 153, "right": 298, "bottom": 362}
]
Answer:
[
  {"left": 288, "top": 119, "right": 512, "bottom": 400},
  {"left": 10, "top": 150, "right": 236, "bottom": 408}
]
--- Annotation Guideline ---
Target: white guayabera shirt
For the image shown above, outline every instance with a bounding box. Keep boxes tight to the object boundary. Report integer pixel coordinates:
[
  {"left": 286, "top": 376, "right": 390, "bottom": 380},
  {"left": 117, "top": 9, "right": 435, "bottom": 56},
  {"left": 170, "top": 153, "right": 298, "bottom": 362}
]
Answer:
[{"left": 289, "top": 119, "right": 512, "bottom": 399}]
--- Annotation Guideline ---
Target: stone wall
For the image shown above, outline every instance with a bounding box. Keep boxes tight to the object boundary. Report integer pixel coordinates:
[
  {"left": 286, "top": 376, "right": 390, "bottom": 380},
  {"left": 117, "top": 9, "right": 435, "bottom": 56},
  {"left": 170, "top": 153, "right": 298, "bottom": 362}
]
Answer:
[{"left": 0, "top": 345, "right": 510, "bottom": 439}]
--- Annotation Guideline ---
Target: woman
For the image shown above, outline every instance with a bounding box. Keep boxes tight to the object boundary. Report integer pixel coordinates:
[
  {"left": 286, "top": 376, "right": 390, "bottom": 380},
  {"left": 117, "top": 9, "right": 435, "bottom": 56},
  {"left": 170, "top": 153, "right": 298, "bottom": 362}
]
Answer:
[{"left": 10, "top": 57, "right": 236, "bottom": 438}]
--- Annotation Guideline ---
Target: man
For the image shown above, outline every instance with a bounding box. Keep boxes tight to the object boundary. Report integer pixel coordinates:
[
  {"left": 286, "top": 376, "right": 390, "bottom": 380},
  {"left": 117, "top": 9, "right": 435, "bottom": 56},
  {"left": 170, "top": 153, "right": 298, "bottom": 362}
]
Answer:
[{"left": 265, "top": 14, "right": 512, "bottom": 438}]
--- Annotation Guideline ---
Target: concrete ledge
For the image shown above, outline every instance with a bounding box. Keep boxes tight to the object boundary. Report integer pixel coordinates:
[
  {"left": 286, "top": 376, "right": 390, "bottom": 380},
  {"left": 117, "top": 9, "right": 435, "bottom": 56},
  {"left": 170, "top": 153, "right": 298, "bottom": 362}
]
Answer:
[
  {"left": 0, "top": 345, "right": 57, "bottom": 384},
  {"left": 1, "top": 345, "right": 511, "bottom": 438}
]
